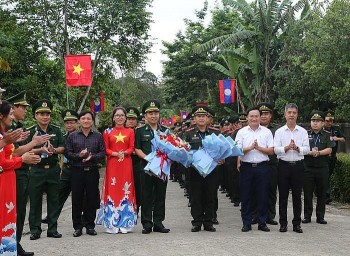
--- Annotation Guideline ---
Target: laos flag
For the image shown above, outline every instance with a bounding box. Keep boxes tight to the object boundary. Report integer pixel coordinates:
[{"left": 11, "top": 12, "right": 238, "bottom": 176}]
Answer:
[{"left": 218, "top": 79, "right": 236, "bottom": 104}]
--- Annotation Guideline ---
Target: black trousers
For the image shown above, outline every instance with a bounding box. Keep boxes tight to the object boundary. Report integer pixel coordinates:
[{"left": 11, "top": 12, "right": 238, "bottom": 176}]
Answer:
[
  {"left": 240, "top": 162, "right": 269, "bottom": 226},
  {"left": 189, "top": 167, "right": 219, "bottom": 227},
  {"left": 277, "top": 160, "right": 304, "bottom": 226},
  {"left": 71, "top": 167, "right": 100, "bottom": 230}
]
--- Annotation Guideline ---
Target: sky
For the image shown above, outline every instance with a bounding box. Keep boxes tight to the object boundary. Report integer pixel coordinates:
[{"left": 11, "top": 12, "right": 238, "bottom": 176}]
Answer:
[{"left": 145, "top": 0, "right": 219, "bottom": 78}]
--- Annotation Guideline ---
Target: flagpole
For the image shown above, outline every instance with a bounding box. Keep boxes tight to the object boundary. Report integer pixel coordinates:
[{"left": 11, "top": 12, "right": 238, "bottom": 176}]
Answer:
[{"left": 66, "top": 86, "right": 69, "bottom": 108}]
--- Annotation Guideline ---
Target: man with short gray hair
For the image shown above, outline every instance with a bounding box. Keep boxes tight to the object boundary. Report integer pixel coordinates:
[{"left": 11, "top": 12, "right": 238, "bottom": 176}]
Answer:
[{"left": 274, "top": 103, "right": 310, "bottom": 233}]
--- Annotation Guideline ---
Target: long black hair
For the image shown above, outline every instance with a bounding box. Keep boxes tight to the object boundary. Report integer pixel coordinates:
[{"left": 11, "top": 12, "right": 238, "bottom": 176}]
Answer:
[
  {"left": 111, "top": 107, "right": 127, "bottom": 127},
  {"left": 0, "top": 100, "right": 12, "bottom": 119}
]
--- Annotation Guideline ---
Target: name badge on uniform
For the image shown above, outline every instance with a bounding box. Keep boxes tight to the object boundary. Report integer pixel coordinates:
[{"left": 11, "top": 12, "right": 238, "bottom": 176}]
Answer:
[{"left": 143, "top": 134, "right": 150, "bottom": 138}]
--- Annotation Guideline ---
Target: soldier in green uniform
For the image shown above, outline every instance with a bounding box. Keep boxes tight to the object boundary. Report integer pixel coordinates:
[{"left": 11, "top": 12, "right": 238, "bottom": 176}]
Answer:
[
  {"left": 184, "top": 106, "right": 222, "bottom": 232},
  {"left": 323, "top": 110, "right": 346, "bottom": 204},
  {"left": 302, "top": 111, "right": 334, "bottom": 225},
  {"left": 7, "top": 91, "right": 52, "bottom": 256},
  {"left": 27, "top": 100, "right": 65, "bottom": 240},
  {"left": 125, "top": 106, "right": 142, "bottom": 214},
  {"left": 135, "top": 100, "right": 170, "bottom": 234},
  {"left": 57, "top": 110, "right": 79, "bottom": 218}
]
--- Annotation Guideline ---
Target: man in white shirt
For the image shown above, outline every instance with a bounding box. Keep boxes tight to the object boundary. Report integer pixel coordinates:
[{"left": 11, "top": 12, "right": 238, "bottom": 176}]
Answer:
[
  {"left": 235, "top": 107, "right": 274, "bottom": 232},
  {"left": 274, "top": 103, "right": 310, "bottom": 233}
]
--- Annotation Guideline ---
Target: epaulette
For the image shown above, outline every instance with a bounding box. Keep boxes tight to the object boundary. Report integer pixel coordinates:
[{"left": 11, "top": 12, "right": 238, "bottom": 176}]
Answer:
[
  {"left": 26, "top": 125, "right": 36, "bottom": 130},
  {"left": 209, "top": 126, "right": 220, "bottom": 131},
  {"left": 135, "top": 124, "right": 145, "bottom": 130},
  {"left": 185, "top": 127, "right": 195, "bottom": 132},
  {"left": 323, "top": 129, "right": 331, "bottom": 134},
  {"left": 51, "top": 124, "right": 61, "bottom": 128}
]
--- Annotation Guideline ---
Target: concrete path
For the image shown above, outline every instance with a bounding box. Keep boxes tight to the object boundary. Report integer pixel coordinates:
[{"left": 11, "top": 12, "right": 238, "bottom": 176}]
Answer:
[{"left": 21, "top": 168, "right": 350, "bottom": 256}]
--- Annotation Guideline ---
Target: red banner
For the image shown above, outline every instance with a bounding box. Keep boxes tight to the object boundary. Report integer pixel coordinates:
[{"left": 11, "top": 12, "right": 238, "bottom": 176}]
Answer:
[{"left": 65, "top": 55, "right": 92, "bottom": 86}]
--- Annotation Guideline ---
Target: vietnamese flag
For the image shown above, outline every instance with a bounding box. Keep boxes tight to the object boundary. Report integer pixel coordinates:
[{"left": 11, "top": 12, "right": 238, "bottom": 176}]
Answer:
[
  {"left": 65, "top": 55, "right": 92, "bottom": 86},
  {"left": 218, "top": 79, "right": 236, "bottom": 104}
]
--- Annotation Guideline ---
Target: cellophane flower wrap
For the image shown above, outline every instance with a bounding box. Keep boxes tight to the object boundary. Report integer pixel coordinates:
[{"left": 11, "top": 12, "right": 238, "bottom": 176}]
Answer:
[
  {"left": 144, "top": 131, "right": 192, "bottom": 181},
  {"left": 192, "top": 133, "right": 243, "bottom": 177}
]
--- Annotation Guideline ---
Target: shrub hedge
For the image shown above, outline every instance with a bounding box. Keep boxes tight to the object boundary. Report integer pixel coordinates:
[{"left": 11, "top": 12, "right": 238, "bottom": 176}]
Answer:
[{"left": 331, "top": 153, "right": 350, "bottom": 203}]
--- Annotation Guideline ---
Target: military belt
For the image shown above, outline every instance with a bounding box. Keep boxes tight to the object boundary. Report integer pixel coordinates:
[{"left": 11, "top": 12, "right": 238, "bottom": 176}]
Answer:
[
  {"left": 279, "top": 160, "right": 303, "bottom": 166},
  {"left": 241, "top": 161, "right": 268, "bottom": 168}
]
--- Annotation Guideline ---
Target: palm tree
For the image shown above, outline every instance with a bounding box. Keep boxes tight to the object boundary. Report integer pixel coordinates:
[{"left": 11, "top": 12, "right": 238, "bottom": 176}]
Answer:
[{"left": 195, "top": 0, "right": 309, "bottom": 105}]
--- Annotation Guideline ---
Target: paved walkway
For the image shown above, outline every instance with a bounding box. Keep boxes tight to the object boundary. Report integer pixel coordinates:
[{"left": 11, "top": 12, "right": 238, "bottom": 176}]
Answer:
[{"left": 21, "top": 168, "right": 350, "bottom": 256}]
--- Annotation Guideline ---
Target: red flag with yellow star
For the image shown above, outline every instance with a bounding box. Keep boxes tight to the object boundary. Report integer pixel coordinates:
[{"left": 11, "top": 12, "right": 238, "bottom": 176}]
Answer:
[{"left": 65, "top": 55, "right": 92, "bottom": 86}]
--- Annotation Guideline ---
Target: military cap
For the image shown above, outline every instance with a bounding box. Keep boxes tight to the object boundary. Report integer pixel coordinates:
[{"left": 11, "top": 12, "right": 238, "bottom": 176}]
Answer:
[
  {"left": 126, "top": 107, "right": 140, "bottom": 118},
  {"left": 7, "top": 91, "right": 30, "bottom": 106},
  {"left": 324, "top": 110, "right": 335, "bottom": 120},
  {"left": 185, "top": 112, "right": 193, "bottom": 120},
  {"left": 142, "top": 100, "right": 160, "bottom": 114},
  {"left": 238, "top": 113, "right": 247, "bottom": 122},
  {"left": 257, "top": 102, "right": 273, "bottom": 113},
  {"left": 207, "top": 107, "right": 215, "bottom": 117},
  {"left": 310, "top": 110, "right": 324, "bottom": 121},
  {"left": 61, "top": 109, "right": 78, "bottom": 121},
  {"left": 192, "top": 106, "right": 209, "bottom": 116},
  {"left": 220, "top": 119, "right": 230, "bottom": 127},
  {"left": 228, "top": 116, "right": 239, "bottom": 124},
  {"left": 32, "top": 99, "right": 53, "bottom": 114},
  {"left": 174, "top": 122, "right": 182, "bottom": 127}
]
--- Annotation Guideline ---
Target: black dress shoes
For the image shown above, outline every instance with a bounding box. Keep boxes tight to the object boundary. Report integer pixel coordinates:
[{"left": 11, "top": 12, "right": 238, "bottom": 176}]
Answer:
[
  {"left": 203, "top": 225, "right": 216, "bottom": 232},
  {"left": 241, "top": 225, "right": 252, "bottom": 232},
  {"left": 47, "top": 231, "right": 62, "bottom": 238},
  {"left": 279, "top": 225, "right": 288, "bottom": 232},
  {"left": 258, "top": 225, "right": 270, "bottom": 232},
  {"left": 266, "top": 219, "right": 278, "bottom": 225},
  {"left": 153, "top": 226, "right": 170, "bottom": 233},
  {"left": 86, "top": 228, "right": 97, "bottom": 235},
  {"left": 29, "top": 233, "right": 40, "bottom": 240},
  {"left": 142, "top": 227, "right": 152, "bottom": 234},
  {"left": 316, "top": 218, "right": 327, "bottom": 224},
  {"left": 302, "top": 218, "right": 311, "bottom": 224},
  {"left": 212, "top": 218, "right": 219, "bottom": 225},
  {"left": 191, "top": 225, "right": 201, "bottom": 232},
  {"left": 293, "top": 225, "right": 303, "bottom": 233},
  {"left": 73, "top": 229, "right": 82, "bottom": 237},
  {"left": 17, "top": 248, "right": 34, "bottom": 256}
]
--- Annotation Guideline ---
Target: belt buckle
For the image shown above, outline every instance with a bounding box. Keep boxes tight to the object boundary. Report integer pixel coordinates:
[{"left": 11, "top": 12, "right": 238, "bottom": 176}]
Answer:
[
  {"left": 44, "top": 165, "right": 50, "bottom": 169},
  {"left": 83, "top": 167, "right": 90, "bottom": 171},
  {"left": 252, "top": 163, "right": 258, "bottom": 167},
  {"left": 290, "top": 161, "right": 296, "bottom": 166}
]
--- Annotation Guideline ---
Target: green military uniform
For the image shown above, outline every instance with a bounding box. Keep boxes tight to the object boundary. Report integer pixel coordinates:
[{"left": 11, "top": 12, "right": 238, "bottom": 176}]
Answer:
[
  {"left": 303, "top": 111, "right": 335, "bottom": 221},
  {"left": 135, "top": 100, "right": 169, "bottom": 232},
  {"left": 6, "top": 91, "right": 31, "bottom": 253},
  {"left": 323, "top": 111, "right": 346, "bottom": 201},
  {"left": 56, "top": 110, "right": 78, "bottom": 218},
  {"left": 126, "top": 107, "right": 142, "bottom": 213},
  {"left": 27, "top": 100, "right": 65, "bottom": 238}
]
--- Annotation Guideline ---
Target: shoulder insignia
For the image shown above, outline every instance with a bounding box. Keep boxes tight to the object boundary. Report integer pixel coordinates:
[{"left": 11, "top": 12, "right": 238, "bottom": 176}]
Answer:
[
  {"left": 135, "top": 124, "right": 145, "bottom": 130},
  {"left": 209, "top": 127, "right": 220, "bottom": 131},
  {"left": 186, "top": 127, "right": 195, "bottom": 132},
  {"left": 323, "top": 129, "right": 331, "bottom": 134},
  {"left": 27, "top": 125, "right": 36, "bottom": 130},
  {"left": 51, "top": 124, "right": 61, "bottom": 128}
]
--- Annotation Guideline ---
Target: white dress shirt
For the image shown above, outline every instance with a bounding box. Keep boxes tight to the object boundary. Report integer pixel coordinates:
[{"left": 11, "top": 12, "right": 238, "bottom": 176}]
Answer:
[
  {"left": 274, "top": 124, "right": 310, "bottom": 161},
  {"left": 235, "top": 125, "right": 274, "bottom": 163}
]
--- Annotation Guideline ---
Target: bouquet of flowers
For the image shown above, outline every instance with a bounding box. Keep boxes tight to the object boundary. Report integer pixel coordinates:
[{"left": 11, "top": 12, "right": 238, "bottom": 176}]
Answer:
[
  {"left": 144, "top": 131, "right": 192, "bottom": 181},
  {"left": 192, "top": 133, "right": 243, "bottom": 177}
]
